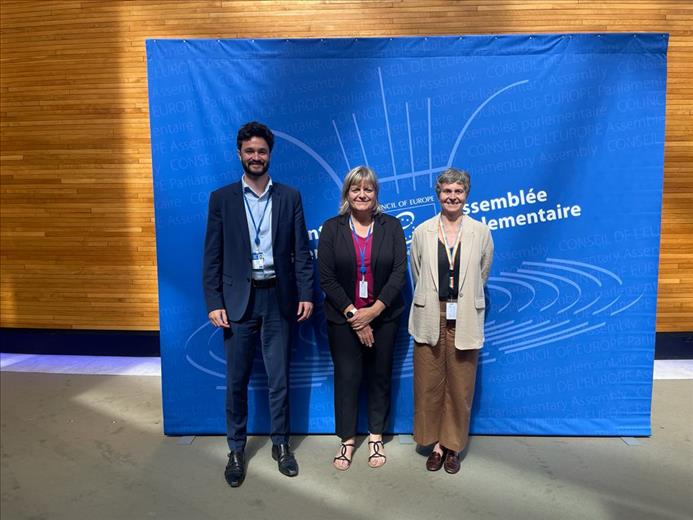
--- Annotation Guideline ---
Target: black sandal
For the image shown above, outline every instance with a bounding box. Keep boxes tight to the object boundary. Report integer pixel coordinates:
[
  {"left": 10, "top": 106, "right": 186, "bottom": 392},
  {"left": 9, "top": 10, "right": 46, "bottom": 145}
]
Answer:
[
  {"left": 333, "top": 442, "right": 355, "bottom": 471},
  {"left": 368, "top": 440, "right": 386, "bottom": 468}
]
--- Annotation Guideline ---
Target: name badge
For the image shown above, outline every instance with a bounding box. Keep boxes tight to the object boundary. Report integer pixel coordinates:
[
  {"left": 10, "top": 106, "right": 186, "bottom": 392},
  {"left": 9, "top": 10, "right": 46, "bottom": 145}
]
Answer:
[
  {"left": 359, "top": 280, "right": 369, "bottom": 299},
  {"left": 251, "top": 251, "right": 264, "bottom": 271},
  {"left": 446, "top": 302, "right": 457, "bottom": 320}
]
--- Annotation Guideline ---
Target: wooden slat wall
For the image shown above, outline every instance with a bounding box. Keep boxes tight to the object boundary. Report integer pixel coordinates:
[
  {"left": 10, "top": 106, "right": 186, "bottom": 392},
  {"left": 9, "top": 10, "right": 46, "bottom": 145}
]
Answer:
[{"left": 1, "top": 0, "right": 691, "bottom": 331}]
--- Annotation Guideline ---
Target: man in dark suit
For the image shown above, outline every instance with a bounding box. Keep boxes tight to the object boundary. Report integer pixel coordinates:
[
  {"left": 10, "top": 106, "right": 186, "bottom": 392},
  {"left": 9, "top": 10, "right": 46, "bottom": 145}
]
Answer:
[{"left": 203, "top": 121, "right": 314, "bottom": 488}]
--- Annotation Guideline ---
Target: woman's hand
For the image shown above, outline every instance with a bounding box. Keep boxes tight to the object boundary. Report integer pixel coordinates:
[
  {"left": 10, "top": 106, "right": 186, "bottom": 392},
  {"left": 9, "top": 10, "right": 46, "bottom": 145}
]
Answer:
[
  {"left": 355, "top": 325, "right": 375, "bottom": 347},
  {"left": 347, "top": 306, "right": 377, "bottom": 330},
  {"left": 347, "top": 300, "right": 385, "bottom": 330}
]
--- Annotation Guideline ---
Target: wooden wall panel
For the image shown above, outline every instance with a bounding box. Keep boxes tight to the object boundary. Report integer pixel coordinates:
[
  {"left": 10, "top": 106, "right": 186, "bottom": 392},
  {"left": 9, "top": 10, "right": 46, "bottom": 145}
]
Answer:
[{"left": 1, "top": 0, "right": 691, "bottom": 331}]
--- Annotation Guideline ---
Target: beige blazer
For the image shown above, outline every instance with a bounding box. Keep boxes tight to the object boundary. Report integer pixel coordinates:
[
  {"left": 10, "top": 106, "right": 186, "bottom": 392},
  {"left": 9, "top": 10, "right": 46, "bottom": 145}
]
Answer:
[{"left": 408, "top": 214, "right": 494, "bottom": 350}]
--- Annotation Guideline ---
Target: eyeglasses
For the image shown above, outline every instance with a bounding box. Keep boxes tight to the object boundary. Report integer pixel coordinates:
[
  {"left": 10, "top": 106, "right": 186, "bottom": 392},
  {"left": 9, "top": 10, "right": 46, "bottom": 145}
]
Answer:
[{"left": 441, "top": 189, "right": 466, "bottom": 196}]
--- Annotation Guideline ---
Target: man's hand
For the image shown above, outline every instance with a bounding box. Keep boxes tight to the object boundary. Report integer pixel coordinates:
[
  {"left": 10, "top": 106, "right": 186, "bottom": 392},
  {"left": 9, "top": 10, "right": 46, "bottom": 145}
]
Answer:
[
  {"left": 297, "top": 301, "right": 314, "bottom": 322},
  {"left": 208, "top": 309, "right": 230, "bottom": 328},
  {"left": 355, "top": 325, "right": 375, "bottom": 347}
]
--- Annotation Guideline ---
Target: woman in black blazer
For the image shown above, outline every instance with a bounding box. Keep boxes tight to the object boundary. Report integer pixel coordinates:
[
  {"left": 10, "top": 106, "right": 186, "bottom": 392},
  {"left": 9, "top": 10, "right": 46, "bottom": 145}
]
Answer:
[{"left": 318, "top": 166, "right": 407, "bottom": 471}]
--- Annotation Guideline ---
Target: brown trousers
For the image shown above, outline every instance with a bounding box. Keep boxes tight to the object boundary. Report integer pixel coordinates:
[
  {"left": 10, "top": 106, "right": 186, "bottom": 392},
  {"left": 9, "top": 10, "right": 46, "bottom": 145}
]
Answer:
[{"left": 413, "top": 302, "right": 480, "bottom": 453}]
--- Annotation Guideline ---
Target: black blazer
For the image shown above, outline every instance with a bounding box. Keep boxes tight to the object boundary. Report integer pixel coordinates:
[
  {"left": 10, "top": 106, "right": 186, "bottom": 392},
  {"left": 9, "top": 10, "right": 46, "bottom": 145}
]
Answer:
[
  {"left": 202, "top": 181, "right": 314, "bottom": 321},
  {"left": 318, "top": 213, "right": 407, "bottom": 324}
]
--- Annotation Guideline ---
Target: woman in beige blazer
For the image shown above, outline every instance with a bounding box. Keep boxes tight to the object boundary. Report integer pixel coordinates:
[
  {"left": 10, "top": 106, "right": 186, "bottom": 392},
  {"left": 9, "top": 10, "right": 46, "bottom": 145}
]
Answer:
[{"left": 408, "top": 168, "right": 493, "bottom": 474}]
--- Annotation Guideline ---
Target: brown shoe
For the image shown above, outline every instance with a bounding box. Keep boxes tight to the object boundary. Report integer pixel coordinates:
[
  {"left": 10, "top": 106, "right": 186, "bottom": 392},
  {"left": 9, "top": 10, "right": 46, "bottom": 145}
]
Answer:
[
  {"left": 443, "top": 450, "right": 460, "bottom": 474},
  {"left": 426, "top": 448, "right": 446, "bottom": 471}
]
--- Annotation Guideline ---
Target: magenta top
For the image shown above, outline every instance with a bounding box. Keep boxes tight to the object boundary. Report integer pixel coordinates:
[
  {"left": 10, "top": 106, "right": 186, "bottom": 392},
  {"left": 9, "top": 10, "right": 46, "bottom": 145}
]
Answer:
[{"left": 352, "top": 232, "right": 374, "bottom": 308}]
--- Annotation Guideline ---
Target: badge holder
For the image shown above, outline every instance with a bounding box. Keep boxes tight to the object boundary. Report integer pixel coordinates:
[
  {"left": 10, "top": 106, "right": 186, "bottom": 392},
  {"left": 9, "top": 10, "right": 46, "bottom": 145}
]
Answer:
[
  {"left": 252, "top": 251, "right": 264, "bottom": 271},
  {"left": 446, "top": 270, "right": 457, "bottom": 321},
  {"left": 446, "top": 300, "right": 457, "bottom": 321},
  {"left": 359, "top": 278, "right": 368, "bottom": 299}
]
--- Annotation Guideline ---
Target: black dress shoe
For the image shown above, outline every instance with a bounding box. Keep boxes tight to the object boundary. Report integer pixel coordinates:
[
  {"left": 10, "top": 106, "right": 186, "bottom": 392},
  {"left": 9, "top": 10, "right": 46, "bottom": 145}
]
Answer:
[
  {"left": 271, "top": 443, "right": 299, "bottom": 477},
  {"left": 224, "top": 450, "right": 245, "bottom": 487}
]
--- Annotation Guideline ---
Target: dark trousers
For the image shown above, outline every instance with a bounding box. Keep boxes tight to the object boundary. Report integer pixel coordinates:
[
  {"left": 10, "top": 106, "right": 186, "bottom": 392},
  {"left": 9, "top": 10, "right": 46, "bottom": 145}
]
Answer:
[
  {"left": 224, "top": 286, "right": 291, "bottom": 451},
  {"left": 327, "top": 318, "right": 399, "bottom": 440}
]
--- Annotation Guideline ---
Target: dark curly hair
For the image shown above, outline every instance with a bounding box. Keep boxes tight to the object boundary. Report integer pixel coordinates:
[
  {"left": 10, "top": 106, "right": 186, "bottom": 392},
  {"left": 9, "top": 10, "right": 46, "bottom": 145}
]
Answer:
[{"left": 236, "top": 121, "right": 274, "bottom": 152}]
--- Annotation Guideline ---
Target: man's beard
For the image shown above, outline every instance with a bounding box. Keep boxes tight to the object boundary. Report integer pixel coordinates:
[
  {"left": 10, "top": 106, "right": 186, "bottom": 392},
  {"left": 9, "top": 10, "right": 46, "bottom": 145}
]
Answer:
[{"left": 242, "top": 159, "right": 269, "bottom": 177}]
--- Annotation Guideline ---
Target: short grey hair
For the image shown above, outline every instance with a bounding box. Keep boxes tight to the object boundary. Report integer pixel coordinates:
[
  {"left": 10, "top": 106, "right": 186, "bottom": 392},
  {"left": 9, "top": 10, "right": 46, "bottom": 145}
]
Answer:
[
  {"left": 435, "top": 168, "right": 471, "bottom": 196},
  {"left": 338, "top": 166, "right": 384, "bottom": 215}
]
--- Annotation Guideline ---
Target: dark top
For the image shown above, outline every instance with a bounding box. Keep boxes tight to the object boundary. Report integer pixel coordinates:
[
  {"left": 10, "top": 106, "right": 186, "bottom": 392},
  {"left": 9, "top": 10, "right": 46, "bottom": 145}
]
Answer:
[
  {"left": 438, "top": 239, "right": 461, "bottom": 301},
  {"left": 202, "top": 181, "right": 314, "bottom": 321},
  {"left": 318, "top": 212, "right": 407, "bottom": 324}
]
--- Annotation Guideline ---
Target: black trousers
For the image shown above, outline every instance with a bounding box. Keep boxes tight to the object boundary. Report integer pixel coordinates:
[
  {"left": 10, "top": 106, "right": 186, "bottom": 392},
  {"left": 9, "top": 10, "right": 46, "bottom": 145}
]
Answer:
[
  {"left": 327, "top": 318, "right": 399, "bottom": 440},
  {"left": 224, "top": 286, "right": 291, "bottom": 451}
]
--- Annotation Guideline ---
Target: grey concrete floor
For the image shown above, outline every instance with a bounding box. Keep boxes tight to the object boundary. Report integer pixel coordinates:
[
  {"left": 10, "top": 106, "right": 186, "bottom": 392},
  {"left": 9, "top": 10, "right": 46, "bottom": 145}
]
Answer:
[{"left": 1, "top": 372, "right": 691, "bottom": 520}]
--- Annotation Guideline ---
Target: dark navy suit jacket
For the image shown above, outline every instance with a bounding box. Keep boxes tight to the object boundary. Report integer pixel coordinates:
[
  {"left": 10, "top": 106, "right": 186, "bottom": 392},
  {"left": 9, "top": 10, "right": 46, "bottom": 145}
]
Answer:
[{"left": 203, "top": 180, "right": 314, "bottom": 321}]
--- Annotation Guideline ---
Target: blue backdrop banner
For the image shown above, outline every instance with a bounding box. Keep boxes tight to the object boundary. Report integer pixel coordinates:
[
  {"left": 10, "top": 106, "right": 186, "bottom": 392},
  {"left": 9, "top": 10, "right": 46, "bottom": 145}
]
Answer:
[{"left": 146, "top": 34, "right": 668, "bottom": 436}]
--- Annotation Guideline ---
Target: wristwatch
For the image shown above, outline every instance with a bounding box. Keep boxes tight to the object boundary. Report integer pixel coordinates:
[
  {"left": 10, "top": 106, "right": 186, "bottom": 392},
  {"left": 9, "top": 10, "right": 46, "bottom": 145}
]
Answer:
[{"left": 345, "top": 308, "right": 358, "bottom": 319}]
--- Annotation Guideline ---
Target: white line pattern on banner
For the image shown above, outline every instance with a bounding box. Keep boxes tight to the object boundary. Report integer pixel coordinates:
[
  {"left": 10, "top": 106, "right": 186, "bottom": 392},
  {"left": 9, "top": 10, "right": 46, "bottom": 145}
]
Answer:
[
  {"left": 572, "top": 295, "right": 602, "bottom": 315},
  {"left": 406, "top": 101, "right": 416, "bottom": 191},
  {"left": 488, "top": 276, "right": 536, "bottom": 312},
  {"left": 352, "top": 113, "right": 369, "bottom": 167},
  {"left": 272, "top": 129, "right": 342, "bottom": 188},
  {"left": 427, "top": 97, "right": 432, "bottom": 188},
  {"left": 489, "top": 320, "right": 555, "bottom": 343},
  {"left": 611, "top": 292, "right": 644, "bottom": 316},
  {"left": 517, "top": 268, "right": 582, "bottom": 314},
  {"left": 592, "top": 295, "right": 621, "bottom": 315},
  {"left": 547, "top": 257, "right": 623, "bottom": 285},
  {"left": 503, "top": 322, "right": 607, "bottom": 354},
  {"left": 492, "top": 320, "right": 571, "bottom": 346},
  {"left": 484, "top": 320, "right": 535, "bottom": 340},
  {"left": 378, "top": 67, "right": 399, "bottom": 193},
  {"left": 332, "top": 120, "right": 350, "bottom": 171},
  {"left": 484, "top": 319, "right": 515, "bottom": 333},
  {"left": 446, "top": 79, "right": 529, "bottom": 168},
  {"left": 524, "top": 261, "right": 603, "bottom": 287},
  {"left": 487, "top": 284, "right": 513, "bottom": 312},
  {"left": 500, "top": 271, "right": 560, "bottom": 311}
]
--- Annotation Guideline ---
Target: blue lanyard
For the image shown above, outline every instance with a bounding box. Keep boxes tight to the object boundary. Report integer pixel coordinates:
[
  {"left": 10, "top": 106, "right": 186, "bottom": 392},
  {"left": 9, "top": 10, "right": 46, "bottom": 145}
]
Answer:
[
  {"left": 243, "top": 187, "right": 271, "bottom": 248},
  {"left": 349, "top": 218, "right": 373, "bottom": 277}
]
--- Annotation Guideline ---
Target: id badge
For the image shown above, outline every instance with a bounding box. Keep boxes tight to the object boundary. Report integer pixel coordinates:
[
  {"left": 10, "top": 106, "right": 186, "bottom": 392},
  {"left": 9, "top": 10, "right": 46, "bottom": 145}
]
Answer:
[
  {"left": 251, "top": 251, "right": 264, "bottom": 271},
  {"left": 359, "top": 280, "right": 368, "bottom": 299},
  {"left": 446, "top": 301, "right": 457, "bottom": 320}
]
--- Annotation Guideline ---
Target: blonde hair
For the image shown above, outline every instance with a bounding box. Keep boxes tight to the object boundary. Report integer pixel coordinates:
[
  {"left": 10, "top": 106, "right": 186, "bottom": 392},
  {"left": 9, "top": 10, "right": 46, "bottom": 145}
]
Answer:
[{"left": 338, "top": 166, "right": 384, "bottom": 215}]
